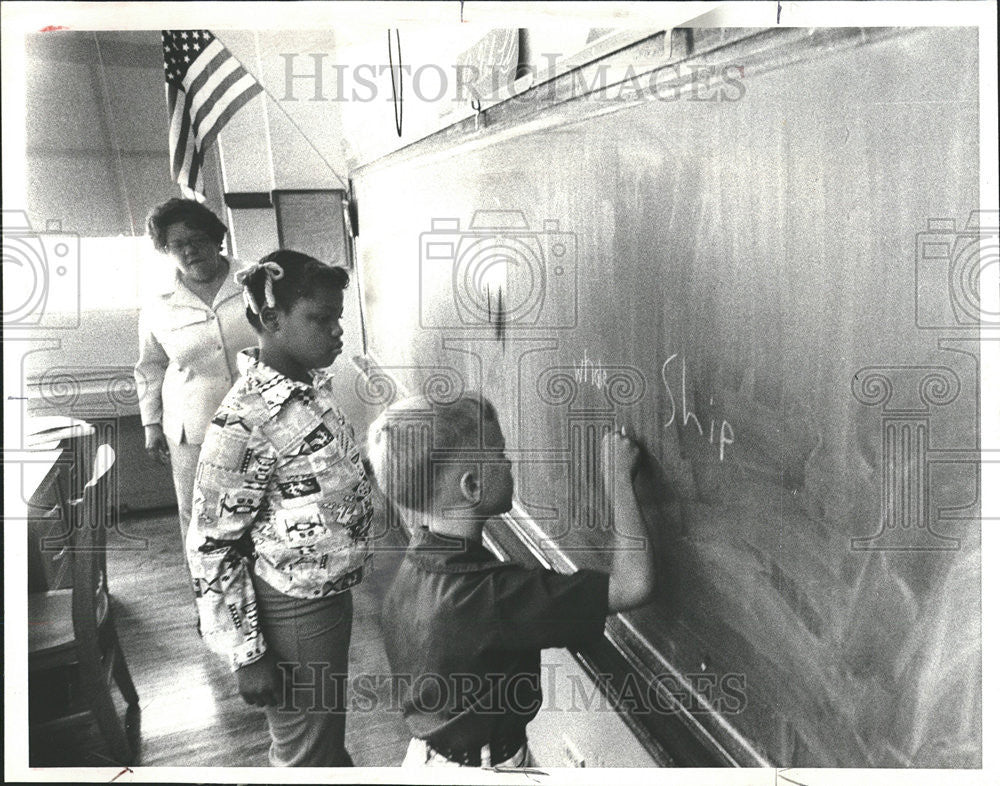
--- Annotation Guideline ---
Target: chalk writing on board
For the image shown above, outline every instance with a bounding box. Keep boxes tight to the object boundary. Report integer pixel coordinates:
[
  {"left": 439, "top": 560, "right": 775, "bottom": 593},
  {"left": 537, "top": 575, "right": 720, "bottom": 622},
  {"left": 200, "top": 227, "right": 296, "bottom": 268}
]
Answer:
[
  {"left": 574, "top": 349, "right": 609, "bottom": 391},
  {"left": 661, "top": 353, "right": 735, "bottom": 462}
]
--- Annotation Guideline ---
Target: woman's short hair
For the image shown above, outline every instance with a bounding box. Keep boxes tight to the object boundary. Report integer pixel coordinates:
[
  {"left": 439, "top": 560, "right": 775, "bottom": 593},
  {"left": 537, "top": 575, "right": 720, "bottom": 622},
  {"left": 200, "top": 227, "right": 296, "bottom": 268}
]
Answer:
[
  {"left": 241, "top": 249, "right": 350, "bottom": 331},
  {"left": 367, "top": 392, "right": 497, "bottom": 518},
  {"left": 146, "top": 198, "right": 228, "bottom": 253}
]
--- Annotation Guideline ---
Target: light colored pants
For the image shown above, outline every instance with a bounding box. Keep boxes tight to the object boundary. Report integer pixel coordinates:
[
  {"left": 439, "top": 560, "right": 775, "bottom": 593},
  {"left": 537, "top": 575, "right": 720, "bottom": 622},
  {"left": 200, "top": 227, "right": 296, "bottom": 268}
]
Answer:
[
  {"left": 254, "top": 574, "right": 355, "bottom": 767},
  {"left": 166, "top": 434, "right": 201, "bottom": 547},
  {"left": 402, "top": 737, "right": 532, "bottom": 768}
]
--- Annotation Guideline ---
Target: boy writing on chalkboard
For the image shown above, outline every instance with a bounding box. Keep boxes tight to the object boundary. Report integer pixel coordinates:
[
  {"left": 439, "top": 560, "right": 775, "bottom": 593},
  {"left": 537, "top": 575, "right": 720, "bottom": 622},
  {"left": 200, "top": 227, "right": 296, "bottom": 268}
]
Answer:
[{"left": 368, "top": 392, "right": 654, "bottom": 768}]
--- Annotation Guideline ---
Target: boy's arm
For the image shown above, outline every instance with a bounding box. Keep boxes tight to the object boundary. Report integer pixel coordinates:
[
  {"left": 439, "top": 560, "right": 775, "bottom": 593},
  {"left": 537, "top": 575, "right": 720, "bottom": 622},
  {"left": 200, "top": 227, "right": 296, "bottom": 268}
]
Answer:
[
  {"left": 188, "top": 413, "right": 281, "bottom": 704},
  {"left": 492, "top": 429, "right": 654, "bottom": 653},
  {"left": 602, "top": 428, "right": 655, "bottom": 613}
]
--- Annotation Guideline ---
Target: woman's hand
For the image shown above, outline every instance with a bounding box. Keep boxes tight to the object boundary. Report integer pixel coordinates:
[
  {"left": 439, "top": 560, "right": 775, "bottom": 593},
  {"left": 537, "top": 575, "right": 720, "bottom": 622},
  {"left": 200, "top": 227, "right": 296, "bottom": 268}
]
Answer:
[
  {"left": 144, "top": 424, "right": 170, "bottom": 465},
  {"left": 235, "top": 651, "right": 283, "bottom": 707}
]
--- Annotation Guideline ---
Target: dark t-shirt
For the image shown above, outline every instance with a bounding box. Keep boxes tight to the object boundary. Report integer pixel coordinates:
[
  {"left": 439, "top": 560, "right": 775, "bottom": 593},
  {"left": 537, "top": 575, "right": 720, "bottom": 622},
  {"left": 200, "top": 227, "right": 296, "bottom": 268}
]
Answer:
[{"left": 381, "top": 527, "right": 610, "bottom": 751}]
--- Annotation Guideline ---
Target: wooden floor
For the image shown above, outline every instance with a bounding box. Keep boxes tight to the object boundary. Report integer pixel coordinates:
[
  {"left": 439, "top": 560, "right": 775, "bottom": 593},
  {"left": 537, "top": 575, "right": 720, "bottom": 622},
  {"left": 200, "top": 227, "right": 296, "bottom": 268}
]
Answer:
[{"left": 30, "top": 507, "right": 412, "bottom": 768}]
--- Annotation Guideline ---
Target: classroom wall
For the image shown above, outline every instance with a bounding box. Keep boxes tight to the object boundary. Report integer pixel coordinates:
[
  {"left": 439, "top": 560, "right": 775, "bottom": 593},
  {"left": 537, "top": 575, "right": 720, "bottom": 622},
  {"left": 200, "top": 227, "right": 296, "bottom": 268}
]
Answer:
[
  {"left": 17, "top": 29, "right": 225, "bottom": 415},
  {"left": 23, "top": 31, "right": 174, "bottom": 236}
]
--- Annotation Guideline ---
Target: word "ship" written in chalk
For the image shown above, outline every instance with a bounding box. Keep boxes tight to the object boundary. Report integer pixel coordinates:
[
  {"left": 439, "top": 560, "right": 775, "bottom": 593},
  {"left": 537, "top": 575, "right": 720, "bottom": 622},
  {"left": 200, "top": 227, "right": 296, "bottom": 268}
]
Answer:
[{"left": 661, "top": 353, "right": 735, "bottom": 462}]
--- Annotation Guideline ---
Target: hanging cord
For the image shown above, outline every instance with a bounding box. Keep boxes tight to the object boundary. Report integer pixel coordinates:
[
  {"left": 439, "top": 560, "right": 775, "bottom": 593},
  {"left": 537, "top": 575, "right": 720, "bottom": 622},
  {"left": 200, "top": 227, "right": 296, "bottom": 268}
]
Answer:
[
  {"left": 253, "top": 31, "right": 278, "bottom": 194},
  {"left": 388, "top": 29, "right": 403, "bottom": 137},
  {"left": 211, "top": 31, "right": 350, "bottom": 192},
  {"left": 93, "top": 32, "right": 137, "bottom": 236}
]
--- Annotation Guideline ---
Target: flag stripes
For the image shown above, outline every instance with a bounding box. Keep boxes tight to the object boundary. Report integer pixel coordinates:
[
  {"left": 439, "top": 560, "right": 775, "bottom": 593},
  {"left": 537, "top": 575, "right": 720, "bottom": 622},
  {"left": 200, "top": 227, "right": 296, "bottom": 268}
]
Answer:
[{"left": 162, "top": 30, "right": 262, "bottom": 199}]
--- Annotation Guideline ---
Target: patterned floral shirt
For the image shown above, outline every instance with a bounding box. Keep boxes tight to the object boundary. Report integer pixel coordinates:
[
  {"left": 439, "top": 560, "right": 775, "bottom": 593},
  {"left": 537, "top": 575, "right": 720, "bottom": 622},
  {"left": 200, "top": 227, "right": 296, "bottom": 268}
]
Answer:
[{"left": 188, "top": 348, "right": 373, "bottom": 671}]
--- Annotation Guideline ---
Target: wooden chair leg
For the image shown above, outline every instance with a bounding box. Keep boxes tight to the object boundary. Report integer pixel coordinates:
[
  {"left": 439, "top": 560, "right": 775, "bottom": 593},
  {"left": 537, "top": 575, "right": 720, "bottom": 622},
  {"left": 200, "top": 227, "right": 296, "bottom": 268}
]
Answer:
[
  {"left": 88, "top": 682, "right": 134, "bottom": 765},
  {"left": 110, "top": 634, "right": 140, "bottom": 707},
  {"left": 124, "top": 703, "right": 142, "bottom": 758}
]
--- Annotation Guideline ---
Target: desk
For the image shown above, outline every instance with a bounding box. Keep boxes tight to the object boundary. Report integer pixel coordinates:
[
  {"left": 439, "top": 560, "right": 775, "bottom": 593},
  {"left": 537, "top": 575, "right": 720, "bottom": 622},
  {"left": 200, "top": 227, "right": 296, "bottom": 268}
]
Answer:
[
  {"left": 10, "top": 448, "right": 68, "bottom": 592},
  {"left": 26, "top": 417, "right": 97, "bottom": 502},
  {"left": 23, "top": 417, "right": 97, "bottom": 591}
]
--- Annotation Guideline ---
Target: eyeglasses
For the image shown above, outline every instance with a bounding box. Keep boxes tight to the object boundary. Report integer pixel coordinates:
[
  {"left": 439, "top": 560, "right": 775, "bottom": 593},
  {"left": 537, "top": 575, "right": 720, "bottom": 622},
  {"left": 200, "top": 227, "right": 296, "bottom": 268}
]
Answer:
[{"left": 165, "top": 234, "right": 215, "bottom": 254}]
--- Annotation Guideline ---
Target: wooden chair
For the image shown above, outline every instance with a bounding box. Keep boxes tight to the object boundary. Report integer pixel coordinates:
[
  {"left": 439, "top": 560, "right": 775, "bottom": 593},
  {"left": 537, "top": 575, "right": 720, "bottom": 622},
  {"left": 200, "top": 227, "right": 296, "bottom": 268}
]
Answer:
[{"left": 28, "top": 445, "right": 141, "bottom": 766}]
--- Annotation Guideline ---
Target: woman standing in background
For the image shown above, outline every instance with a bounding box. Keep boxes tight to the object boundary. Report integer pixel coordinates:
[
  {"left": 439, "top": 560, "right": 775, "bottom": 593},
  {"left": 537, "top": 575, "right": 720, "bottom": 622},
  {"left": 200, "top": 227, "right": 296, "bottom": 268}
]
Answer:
[{"left": 134, "top": 198, "right": 258, "bottom": 556}]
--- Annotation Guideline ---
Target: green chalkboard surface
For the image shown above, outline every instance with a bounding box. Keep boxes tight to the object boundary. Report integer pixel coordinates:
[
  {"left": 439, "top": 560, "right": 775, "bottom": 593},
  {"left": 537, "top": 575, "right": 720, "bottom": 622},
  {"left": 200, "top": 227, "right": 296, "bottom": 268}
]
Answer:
[{"left": 352, "top": 27, "right": 982, "bottom": 766}]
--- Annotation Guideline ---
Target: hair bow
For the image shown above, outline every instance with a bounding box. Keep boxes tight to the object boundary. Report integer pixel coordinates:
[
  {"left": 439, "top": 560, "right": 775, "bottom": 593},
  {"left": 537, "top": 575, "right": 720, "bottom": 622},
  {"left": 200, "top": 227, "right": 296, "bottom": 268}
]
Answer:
[{"left": 235, "top": 261, "right": 285, "bottom": 315}]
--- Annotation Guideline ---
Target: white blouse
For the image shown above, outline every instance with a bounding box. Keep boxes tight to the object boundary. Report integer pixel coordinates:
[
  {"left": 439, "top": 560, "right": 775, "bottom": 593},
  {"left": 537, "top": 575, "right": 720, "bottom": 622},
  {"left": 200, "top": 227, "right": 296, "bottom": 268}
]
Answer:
[{"left": 134, "top": 259, "right": 259, "bottom": 445}]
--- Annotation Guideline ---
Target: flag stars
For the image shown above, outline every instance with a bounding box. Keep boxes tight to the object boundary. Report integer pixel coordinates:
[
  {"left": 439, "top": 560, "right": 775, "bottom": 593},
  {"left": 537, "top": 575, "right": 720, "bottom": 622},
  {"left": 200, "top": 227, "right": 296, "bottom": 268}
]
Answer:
[{"left": 161, "top": 27, "right": 261, "bottom": 195}]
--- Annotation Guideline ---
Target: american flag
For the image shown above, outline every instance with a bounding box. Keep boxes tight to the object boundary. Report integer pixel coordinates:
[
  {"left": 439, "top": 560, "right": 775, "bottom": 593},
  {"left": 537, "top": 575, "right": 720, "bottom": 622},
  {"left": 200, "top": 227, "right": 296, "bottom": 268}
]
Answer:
[{"left": 162, "top": 30, "right": 262, "bottom": 199}]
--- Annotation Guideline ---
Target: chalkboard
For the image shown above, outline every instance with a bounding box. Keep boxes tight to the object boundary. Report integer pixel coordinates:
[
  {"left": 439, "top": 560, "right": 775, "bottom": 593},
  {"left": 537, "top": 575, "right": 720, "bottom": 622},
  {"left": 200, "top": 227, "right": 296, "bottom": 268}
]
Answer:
[{"left": 351, "top": 27, "right": 981, "bottom": 767}]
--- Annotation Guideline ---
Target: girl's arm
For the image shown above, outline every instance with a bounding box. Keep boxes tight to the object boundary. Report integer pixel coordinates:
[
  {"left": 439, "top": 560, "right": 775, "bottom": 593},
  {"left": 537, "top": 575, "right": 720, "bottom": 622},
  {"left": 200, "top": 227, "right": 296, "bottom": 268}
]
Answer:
[{"left": 188, "top": 406, "right": 278, "bottom": 702}]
